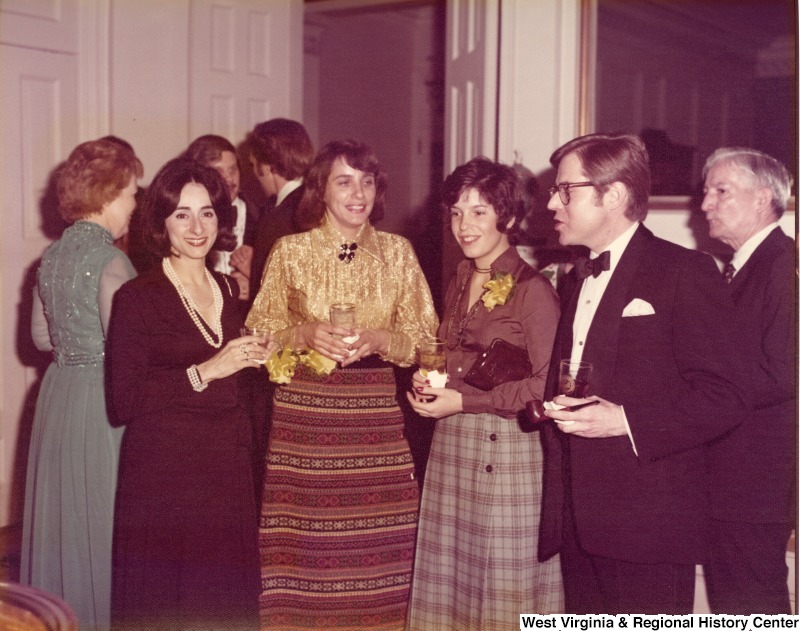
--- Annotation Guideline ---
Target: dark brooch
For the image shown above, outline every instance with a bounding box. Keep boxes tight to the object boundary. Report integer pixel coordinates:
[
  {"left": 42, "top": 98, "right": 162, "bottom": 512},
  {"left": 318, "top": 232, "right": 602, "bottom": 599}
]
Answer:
[{"left": 338, "top": 242, "right": 358, "bottom": 263}]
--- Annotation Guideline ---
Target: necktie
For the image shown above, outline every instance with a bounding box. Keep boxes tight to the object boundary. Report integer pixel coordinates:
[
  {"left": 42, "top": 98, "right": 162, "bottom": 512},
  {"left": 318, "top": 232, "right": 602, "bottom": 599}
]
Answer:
[
  {"left": 723, "top": 262, "right": 736, "bottom": 284},
  {"left": 574, "top": 250, "right": 611, "bottom": 281}
]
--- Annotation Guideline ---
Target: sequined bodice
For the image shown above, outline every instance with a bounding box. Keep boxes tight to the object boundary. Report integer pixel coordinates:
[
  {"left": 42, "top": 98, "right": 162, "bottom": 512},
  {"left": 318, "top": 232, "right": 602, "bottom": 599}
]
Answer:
[{"left": 38, "top": 221, "right": 119, "bottom": 365}]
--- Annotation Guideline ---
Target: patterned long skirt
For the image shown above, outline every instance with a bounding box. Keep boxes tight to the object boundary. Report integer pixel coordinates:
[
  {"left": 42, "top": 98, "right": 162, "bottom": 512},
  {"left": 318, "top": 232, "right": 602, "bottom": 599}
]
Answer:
[
  {"left": 259, "top": 364, "right": 419, "bottom": 631},
  {"left": 407, "top": 412, "right": 564, "bottom": 631}
]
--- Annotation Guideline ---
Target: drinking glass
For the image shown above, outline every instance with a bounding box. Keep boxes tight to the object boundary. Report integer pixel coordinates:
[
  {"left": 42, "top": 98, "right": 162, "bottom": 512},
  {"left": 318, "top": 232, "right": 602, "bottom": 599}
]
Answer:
[
  {"left": 330, "top": 303, "right": 358, "bottom": 352},
  {"left": 558, "top": 360, "right": 593, "bottom": 397},
  {"left": 240, "top": 326, "right": 271, "bottom": 364},
  {"left": 418, "top": 337, "right": 447, "bottom": 387}
]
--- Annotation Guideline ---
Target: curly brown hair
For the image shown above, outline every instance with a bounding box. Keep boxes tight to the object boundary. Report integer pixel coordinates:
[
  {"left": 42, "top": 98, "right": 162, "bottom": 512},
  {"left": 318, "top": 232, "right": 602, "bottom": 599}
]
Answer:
[
  {"left": 57, "top": 139, "right": 143, "bottom": 222},
  {"left": 441, "top": 157, "right": 524, "bottom": 242}
]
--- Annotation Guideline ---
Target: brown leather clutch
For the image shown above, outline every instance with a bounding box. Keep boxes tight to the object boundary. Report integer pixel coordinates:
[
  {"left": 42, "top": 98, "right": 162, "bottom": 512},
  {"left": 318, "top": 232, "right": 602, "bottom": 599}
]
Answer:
[{"left": 463, "top": 338, "right": 531, "bottom": 391}]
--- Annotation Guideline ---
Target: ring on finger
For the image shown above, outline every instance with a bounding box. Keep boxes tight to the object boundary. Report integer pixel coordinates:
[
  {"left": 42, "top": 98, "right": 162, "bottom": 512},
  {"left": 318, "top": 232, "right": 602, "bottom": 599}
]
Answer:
[{"left": 239, "top": 343, "right": 248, "bottom": 354}]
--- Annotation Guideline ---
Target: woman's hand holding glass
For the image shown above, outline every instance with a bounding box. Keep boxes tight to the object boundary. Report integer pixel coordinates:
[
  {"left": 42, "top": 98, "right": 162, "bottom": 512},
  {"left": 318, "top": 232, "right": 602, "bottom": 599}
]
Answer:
[
  {"left": 407, "top": 339, "right": 461, "bottom": 418},
  {"left": 195, "top": 332, "right": 277, "bottom": 385},
  {"left": 406, "top": 370, "right": 462, "bottom": 418},
  {"left": 339, "top": 328, "right": 389, "bottom": 367},
  {"left": 294, "top": 321, "right": 354, "bottom": 363}
]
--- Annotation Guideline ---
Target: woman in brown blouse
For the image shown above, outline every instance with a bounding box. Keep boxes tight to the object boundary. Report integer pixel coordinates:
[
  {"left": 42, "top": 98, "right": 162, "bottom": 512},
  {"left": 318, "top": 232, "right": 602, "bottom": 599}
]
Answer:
[{"left": 406, "top": 157, "right": 564, "bottom": 629}]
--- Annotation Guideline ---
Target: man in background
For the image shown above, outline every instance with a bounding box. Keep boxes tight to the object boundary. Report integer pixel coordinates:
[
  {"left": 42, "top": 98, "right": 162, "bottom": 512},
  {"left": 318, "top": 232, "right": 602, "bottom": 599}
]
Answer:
[
  {"left": 185, "top": 134, "right": 256, "bottom": 310},
  {"left": 236, "top": 119, "right": 314, "bottom": 495},
  {"left": 700, "top": 147, "right": 796, "bottom": 614},
  {"left": 241, "top": 118, "right": 314, "bottom": 299}
]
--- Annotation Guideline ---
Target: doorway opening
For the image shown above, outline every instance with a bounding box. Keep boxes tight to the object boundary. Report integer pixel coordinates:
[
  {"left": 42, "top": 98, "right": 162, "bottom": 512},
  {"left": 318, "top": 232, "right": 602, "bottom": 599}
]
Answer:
[{"left": 304, "top": 0, "right": 446, "bottom": 307}]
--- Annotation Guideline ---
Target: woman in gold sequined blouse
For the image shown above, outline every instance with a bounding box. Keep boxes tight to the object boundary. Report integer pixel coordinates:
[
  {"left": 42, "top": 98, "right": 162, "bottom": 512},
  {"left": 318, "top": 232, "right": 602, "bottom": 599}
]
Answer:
[{"left": 246, "top": 139, "right": 438, "bottom": 630}]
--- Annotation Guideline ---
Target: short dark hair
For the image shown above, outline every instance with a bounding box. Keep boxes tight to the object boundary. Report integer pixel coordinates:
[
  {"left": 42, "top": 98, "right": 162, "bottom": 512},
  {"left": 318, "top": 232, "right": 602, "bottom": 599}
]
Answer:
[
  {"left": 185, "top": 134, "right": 237, "bottom": 166},
  {"left": 142, "top": 158, "right": 236, "bottom": 258},
  {"left": 246, "top": 119, "right": 314, "bottom": 180},
  {"left": 441, "top": 157, "right": 524, "bottom": 241},
  {"left": 57, "top": 139, "right": 143, "bottom": 222},
  {"left": 296, "top": 139, "right": 388, "bottom": 230},
  {"left": 550, "top": 132, "right": 651, "bottom": 221}
]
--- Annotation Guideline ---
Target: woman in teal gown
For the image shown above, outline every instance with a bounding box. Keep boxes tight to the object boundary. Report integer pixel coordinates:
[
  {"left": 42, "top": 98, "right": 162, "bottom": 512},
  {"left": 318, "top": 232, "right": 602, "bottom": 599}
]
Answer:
[{"left": 21, "top": 138, "right": 143, "bottom": 631}]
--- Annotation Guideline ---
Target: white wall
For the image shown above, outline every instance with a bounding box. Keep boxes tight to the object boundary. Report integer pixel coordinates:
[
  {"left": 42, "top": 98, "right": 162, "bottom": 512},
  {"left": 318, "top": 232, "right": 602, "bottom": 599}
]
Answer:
[{"left": 645, "top": 197, "right": 796, "bottom": 262}]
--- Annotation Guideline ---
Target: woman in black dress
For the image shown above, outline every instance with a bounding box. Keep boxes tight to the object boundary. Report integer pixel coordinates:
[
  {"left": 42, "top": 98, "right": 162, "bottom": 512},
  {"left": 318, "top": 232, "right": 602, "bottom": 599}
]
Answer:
[{"left": 107, "top": 158, "right": 275, "bottom": 631}]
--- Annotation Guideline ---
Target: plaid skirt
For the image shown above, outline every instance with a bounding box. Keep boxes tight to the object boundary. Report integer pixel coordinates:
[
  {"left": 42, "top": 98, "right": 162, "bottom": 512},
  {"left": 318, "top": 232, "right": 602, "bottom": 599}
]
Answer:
[
  {"left": 407, "top": 412, "right": 564, "bottom": 631},
  {"left": 259, "top": 365, "right": 419, "bottom": 630}
]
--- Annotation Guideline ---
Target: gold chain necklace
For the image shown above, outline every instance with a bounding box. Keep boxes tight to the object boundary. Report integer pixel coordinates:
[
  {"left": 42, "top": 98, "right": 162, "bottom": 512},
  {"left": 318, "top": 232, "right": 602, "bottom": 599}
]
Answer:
[{"left": 162, "top": 258, "right": 224, "bottom": 348}]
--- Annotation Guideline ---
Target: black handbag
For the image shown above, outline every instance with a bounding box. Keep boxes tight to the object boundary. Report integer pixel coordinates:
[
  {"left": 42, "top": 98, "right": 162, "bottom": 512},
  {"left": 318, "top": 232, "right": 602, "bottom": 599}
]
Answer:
[{"left": 463, "top": 338, "right": 532, "bottom": 391}]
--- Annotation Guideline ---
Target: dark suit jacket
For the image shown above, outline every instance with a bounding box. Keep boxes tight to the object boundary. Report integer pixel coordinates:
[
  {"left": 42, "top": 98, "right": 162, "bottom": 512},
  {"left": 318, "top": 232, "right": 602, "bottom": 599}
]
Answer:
[
  {"left": 707, "top": 227, "right": 797, "bottom": 524},
  {"left": 249, "top": 185, "right": 304, "bottom": 302},
  {"left": 539, "top": 224, "right": 747, "bottom": 565}
]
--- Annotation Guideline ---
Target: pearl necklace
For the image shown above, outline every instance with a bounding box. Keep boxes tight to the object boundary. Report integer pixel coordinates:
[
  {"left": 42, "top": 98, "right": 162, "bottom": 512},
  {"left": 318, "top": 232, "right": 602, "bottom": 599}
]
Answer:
[{"left": 162, "top": 258, "right": 224, "bottom": 348}]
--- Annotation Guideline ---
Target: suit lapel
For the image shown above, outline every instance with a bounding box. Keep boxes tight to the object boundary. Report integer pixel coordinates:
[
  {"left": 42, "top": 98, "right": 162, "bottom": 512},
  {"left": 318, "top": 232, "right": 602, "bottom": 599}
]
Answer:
[
  {"left": 729, "top": 227, "right": 786, "bottom": 295},
  {"left": 581, "top": 224, "right": 651, "bottom": 396},
  {"left": 545, "top": 273, "right": 581, "bottom": 399}
]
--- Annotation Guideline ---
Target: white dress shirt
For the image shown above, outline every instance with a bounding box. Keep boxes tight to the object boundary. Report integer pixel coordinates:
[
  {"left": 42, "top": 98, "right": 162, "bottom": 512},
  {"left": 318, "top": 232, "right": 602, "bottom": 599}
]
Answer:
[
  {"left": 213, "top": 196, "right": 247, "bottom": 275},
  {"left": 729, "top": 221, "right": 780, "bottom": 277},
  {"left": 276, "top": 177, "right": 303, "bottom": 207},
  {"left": 570, "top": 220, "right": 640, "bottom": 454}
]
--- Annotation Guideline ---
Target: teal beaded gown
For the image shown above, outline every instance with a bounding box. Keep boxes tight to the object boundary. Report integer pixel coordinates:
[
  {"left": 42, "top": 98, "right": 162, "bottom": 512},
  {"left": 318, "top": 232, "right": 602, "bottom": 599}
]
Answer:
[{"left": 21, "top": 220, "right": 135, "bottom": 631}]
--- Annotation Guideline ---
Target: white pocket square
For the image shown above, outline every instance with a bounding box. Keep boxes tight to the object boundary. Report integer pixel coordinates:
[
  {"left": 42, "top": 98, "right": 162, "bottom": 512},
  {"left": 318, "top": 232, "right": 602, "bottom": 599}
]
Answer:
[{"left": 622, "top": 298, "right": 655, "bottom": 317}]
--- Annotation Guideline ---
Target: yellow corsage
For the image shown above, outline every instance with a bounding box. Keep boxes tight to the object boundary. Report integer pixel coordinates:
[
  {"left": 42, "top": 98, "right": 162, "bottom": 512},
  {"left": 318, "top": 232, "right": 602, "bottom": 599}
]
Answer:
[
  {"left": 481, "top": 271, "right": 516, "bottom": 312},
  {"left": 265, "top": 345, "right": 337, "bottom": 385},
  {"left": 298, "top": 349, "right": 337, "bottom": 376},
  {"left": 265, "top": 345, "right": 299, "bottom": 384}
]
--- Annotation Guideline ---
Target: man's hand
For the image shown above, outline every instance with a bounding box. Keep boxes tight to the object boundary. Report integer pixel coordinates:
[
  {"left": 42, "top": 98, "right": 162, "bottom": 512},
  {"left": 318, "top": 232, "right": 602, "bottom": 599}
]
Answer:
[
  {"left": 544, "top": 395, "right": 627, "bottom": 438},
  {"left": 231, "top": 245, "right": 253, "bottom": 279}
]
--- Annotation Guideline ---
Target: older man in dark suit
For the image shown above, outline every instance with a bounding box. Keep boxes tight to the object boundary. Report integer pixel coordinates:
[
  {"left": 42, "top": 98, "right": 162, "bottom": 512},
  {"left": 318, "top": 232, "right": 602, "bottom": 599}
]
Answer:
[
  {"left": 538, "top": 132, "right": 747, "bottom": 614},
  {"left": 700, "top": 147, "right": 796, "bottom": 614}
]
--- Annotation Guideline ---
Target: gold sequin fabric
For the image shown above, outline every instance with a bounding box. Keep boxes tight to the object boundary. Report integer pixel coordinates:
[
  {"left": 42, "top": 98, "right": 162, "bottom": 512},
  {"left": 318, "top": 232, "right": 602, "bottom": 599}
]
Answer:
[{"left": 246, "top": 217, "right": 438, "bottom": 367}]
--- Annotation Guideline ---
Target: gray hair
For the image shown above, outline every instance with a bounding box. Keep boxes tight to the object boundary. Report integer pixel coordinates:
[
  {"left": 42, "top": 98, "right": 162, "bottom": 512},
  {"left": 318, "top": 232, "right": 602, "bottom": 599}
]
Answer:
[{"left": 703, "top": 147, "right": 793, "bottom": 217}]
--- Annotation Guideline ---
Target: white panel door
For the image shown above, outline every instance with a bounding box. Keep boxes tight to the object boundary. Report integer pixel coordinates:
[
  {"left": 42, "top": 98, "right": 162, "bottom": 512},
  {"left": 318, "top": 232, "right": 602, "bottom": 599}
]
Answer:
[
  {"left": 441, "top": 0, "right": 500, "bottom": 293},
  {"left": 0, "top": 0, "right": 78, "bottom": 52},
  {"left": 189, "top": 0, "right": 303, "bottom": 144},
  {"left": 444, "top": 0, "right": 499, "bottom": 173},
  {"left": 0, "top": 43, "right": 80, "bottom": 525}
]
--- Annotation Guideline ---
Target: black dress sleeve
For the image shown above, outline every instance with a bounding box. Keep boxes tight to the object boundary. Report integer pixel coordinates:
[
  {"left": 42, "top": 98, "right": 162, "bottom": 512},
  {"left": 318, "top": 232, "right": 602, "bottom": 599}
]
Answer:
[{"left": 107, "top": 274, "right": 240, "bottom": 425}]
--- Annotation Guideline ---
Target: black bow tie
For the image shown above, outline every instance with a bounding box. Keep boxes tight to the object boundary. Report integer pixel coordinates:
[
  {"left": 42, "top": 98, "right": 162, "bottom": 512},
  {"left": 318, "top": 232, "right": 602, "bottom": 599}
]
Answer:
[{"left": 574, "top": 250, "right": 611, "bottom": 281}]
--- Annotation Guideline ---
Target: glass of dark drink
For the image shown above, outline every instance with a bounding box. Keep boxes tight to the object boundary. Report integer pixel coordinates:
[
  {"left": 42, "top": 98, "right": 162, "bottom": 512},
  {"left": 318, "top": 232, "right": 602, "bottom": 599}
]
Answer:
[
  {"left": 559, "top": 360, "right": 593, "bottom": 397},
  {"left": 418, "top": 337, "right": 447, "bottom": 387}
]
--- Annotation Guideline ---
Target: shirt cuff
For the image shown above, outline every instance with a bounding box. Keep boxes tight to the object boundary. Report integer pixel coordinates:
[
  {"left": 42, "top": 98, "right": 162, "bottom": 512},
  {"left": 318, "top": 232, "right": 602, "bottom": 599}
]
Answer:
[
  {"left": 380, "top": 331, "right": 413, "bottom": 367},
  {"left": 621, "top": 405, "right": 638, "bottom": 457},
  {"left": 461, "top": 391, "right": 493, "bottom": 415}
]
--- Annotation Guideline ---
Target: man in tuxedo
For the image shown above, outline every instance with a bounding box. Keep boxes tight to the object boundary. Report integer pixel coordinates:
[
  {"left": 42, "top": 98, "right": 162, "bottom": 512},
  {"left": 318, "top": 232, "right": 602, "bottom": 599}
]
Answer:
[
  {"left": 539, "top": 132, "right": 747, "bottom": 614},
  {"left": 700, "top": 147, "right": 796, "bottom": 614},
  {"left": 243, "top": 118, "right": 314, "bottom": 300}
]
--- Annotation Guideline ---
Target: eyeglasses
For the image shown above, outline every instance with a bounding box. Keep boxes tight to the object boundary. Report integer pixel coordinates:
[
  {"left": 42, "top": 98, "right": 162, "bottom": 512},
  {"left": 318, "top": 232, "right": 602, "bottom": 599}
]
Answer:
[{"left": 548, "top": 181, "right": 594, "bottom": 205}]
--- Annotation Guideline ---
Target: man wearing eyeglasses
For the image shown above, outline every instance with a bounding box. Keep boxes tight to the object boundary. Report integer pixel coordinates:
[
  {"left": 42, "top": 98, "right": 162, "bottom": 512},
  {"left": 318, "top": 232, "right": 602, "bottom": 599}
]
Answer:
[{"left": 538, "top": 132, "right": 747, "bottom": 614}]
